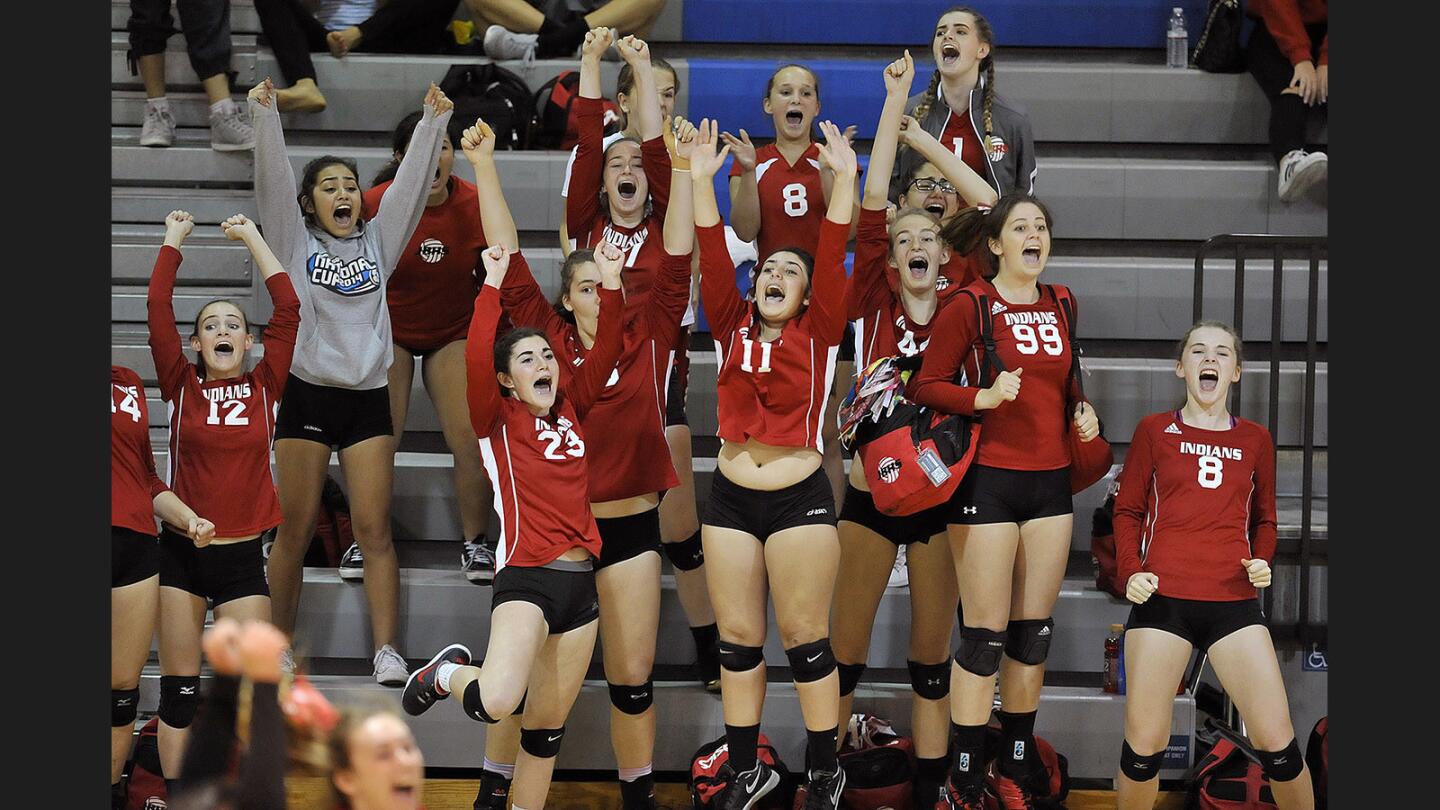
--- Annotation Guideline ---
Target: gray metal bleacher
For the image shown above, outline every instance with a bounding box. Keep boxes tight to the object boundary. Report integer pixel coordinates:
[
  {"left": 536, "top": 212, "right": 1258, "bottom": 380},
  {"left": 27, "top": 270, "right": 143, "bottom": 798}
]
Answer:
[{"left": 111, "top": 1, "right": 1325, "bottom": 784}]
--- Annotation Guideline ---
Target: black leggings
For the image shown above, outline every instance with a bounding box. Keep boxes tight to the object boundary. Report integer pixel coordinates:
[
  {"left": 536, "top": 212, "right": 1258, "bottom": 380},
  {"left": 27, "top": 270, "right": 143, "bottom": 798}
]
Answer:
[
  {"left": 1246, "top": 19, "right": 1328, "bottom": 164},
  {"left": 254, "top": 0, "right": 460, "bottom": 84},
  {"left": 127, "top": 0, "right": 233, "bottom": 80}
]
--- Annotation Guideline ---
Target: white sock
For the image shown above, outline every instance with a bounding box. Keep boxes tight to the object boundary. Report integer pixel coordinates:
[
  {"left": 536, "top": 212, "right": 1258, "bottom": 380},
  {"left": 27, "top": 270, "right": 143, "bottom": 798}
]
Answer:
[
  {"left": 482, "top": 757, "right": 515, "bottom": 779},
  {"left": 146, "top": 96, "right": 170, "bottom": 114},
  {"left": 436, "top": 661, "right": 460, "bottom": 694},
  {"left": 210, "top": 98, "right": 236, "bottom": 117},
  {"left": 619, "top": 764, "right": 653, "bottom": 782}
]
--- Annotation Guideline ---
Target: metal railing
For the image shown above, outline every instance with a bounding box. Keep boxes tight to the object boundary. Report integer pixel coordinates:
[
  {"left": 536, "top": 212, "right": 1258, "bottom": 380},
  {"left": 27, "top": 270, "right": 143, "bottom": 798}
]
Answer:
[{"left": 1192, "top": 234, "right": 1326, "bottom": 647}]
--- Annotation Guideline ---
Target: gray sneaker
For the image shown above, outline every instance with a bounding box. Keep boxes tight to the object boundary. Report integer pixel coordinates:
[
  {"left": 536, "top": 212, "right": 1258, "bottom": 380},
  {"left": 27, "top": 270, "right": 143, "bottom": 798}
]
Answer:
[
  {"left": 140, "top": 105, "right": 176, "bottom": 148},
  {"left": 209, "top": 105, "right": 255, "bottom": 152},
  {"left": 483, "top": 24, "right": 538, "bottom": 62},
  {"left": 374, "top": 644, "right": 409, "bottom": 687},
  {"left": 1277, "top": 149, "right": 1327, "bottom": 203}
]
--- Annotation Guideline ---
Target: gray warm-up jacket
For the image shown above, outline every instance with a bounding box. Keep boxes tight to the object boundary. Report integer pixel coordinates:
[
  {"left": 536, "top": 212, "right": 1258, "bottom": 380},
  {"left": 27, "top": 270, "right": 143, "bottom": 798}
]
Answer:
[{"left": 891, "top": 74, "right": 1037, "bottom": 201}]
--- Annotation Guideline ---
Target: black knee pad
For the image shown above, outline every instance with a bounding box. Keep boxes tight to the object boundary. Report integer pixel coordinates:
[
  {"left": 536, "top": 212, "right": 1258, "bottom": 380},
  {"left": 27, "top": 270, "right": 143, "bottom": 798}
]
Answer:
[
  {"left": 1119, "top": 740, "right": 1165, "bottom": 782},
  {"left": 718, "top": 640, "right": 764, "bottom": 672},
  {"left": 112, "top": 688, "right": 139, "bottom": 728},
  {"left": 462, "top": 680, "right": 500, "bottom": 724},
  {"left": 158, "top": 676, "right": 201, "bottom": 728},
  {"left": 785, "top": 638, "right": 836, "bottom": 683},
  {"left": 1005, "top": 618, "right": 1054, "bottom": 665},
  {"left": 1257, "top": 738, "right": 1304, "bottom": 782},
  {"left": 520, "top": 726, "right": 566, "bottom": 759},
  {"left": 607, "top": 680, "right": 654, "bottom": 714},
  {"left": 662, "top": 531, "right": 705, "bottom": 571},
  {"left": 907, "top": 659, "right": 950, "bottom": 700},
  {"left": 954, "top": 626, "right": 1007, "bottom": 677},
  {"left": 837, "top": 662, "right": 866, "bottom": 696}
]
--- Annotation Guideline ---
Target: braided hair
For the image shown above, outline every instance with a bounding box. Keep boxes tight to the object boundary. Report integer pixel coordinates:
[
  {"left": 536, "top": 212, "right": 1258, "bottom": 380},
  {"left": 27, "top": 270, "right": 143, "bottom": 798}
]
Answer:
[{"left": 915, "top": 7, "right": 999, "bottom": 153}]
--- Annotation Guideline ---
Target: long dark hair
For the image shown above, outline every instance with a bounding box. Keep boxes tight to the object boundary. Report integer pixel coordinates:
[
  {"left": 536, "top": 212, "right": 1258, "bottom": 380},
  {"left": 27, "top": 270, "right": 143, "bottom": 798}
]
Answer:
[
  {"left": 913, "top": 7, "right": 997, "bottom": 141},
  {"left": 298, "top": 155, "right": 360, "bottom": 227},
  {"left": 493, "top": 326, "right": 553, "bottom": 396},
  {"left": 371, "top": 111, "right": 461, "bottom": 187},
  {"left": 597, "top": 137, "right": 653, "bottom": 220},
  {"left": 938, "top": 194, "right": 1054, "bottom": 277}
]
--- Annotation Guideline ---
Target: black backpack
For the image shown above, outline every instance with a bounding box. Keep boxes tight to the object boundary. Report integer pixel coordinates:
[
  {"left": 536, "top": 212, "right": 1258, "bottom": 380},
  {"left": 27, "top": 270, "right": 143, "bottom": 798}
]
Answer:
[{"left": 437, "top": 63, "right": 535, "bottom": 150}]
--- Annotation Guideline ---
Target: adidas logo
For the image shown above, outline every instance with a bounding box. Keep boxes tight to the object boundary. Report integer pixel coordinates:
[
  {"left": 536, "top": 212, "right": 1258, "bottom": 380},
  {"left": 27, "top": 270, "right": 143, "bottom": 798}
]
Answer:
[
  {"left": 991, "top": 301, "right": 1007, "bottom": 315},
  {"left": 1038, "top": 626, "right": 1051, "bottom": 636},
  {"left": 1165, "top": 423, "right": 1182, "bottom": 435}
]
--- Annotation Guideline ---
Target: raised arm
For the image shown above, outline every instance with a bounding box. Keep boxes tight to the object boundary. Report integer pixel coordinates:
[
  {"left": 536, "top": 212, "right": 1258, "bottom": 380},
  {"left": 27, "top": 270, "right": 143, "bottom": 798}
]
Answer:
[
  {"left": 689, "top": 119, "right": 748, "bottom": 334},
  {"left": 222, "top": 215, "right": 301, "bottom": 396},
  {"left": 461, "top": 118, "right": 516, "bottom": 250},
  {"left": 865, "top": 52, "right": 915, "bottom": 210},
  {"left": 722, "top": 129, "right": 760, "bottom": 242},
  {"left": 248, "top": 79, "right": 305, "bottom": 267},
  {"left": 897, "top": 115, "right": 998, "bottom": 207},
  {"left": 569, "top": 242, "right": 627, "bottom": 418},
  {"left": 374, "top": 84, "right": 455, "bottom": 268},
  {"left": 498, "top": 250, "right": 568, "bottom": 338},
  {"left": 1112, "top": 419, "right": 1157, "bottom": 587},
  {"left": 566, "top": 28, "right": 616, "bottom": 238},
  {"left": 645, "top": 118, "right": 696, "bottom": 334},
  {"left": 147, "top": 211, "right": 198, "bottom": 399},
  {"left": 846, "top": 206, "right": 895, "bottom": 321},
  {"left": 806, "top": 120, "right": 858, "bottom": 345},
  {"left": 466, "top": 246, "right": 512, "bottom": 438}
]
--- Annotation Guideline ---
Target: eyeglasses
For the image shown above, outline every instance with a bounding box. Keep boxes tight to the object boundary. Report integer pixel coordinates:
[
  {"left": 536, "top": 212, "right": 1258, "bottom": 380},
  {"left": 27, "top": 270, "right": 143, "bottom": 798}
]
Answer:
[{"left": 908, "top": 178, "right": 958, "bottom": 194}]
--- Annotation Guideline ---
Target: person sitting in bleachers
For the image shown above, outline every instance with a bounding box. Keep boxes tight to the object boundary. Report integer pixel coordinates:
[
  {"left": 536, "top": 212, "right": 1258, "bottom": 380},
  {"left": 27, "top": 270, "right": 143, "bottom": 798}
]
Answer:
[
  {"left": 1246, "top": 0, "right": 1328, "bottom": 203},
  {"left": 473, "top": 0, "right": 667, "bottom": 61}
]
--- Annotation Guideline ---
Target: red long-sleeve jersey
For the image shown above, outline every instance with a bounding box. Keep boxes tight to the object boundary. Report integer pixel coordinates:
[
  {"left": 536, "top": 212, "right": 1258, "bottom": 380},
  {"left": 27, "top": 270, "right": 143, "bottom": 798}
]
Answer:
[
  {"left": 147, "top": 246, "right": 301, "bottom": 537},
  {"left": 702, "top": 217, "right": 848, "bottom": 452},
  {"left": 940, "top": 103, "right": 992, "bottom": 188},
  {"left": 1249, "top": 0, "right": 1328, "bottom": 66},
  {"left": 1113, "top": 412, "right": 1279, "bottom": 601},
  {"left": 567, "top": 96, "right": 673, "bottom": 306},
  {"left": 906, "top": 279, "right": 1082, "bottom": 470},
  {"left": 363, "top": 177, "right": 488, "bottom": 351},
  {"left": 729, "top": 142, "right": 826, "bottom": 262},
  {"left": 499, "top": 250, "right": 689, "bottom": 502},
  {"left": 112, "top": 366, "right": 171, "bottom": 534},
  {"left": 848, "top": 206, "right": 951, "bottom": 367},
  {"left": 466, "top": 284, "right": 624, "bottom": 570}
]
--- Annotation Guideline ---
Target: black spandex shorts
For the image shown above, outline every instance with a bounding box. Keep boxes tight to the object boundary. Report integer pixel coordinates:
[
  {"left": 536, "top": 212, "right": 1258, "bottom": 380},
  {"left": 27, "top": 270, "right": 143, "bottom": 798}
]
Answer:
[
  {"left": 274, "top": 373, "right": 392, "bottom": 449},
  {"left": 1126, "top": 594, "right": 1266, "bottom": 652},
  {"left": 596, "top": 508, "right": 663, "bottom": 570},
  {"left": 947, "top": 465, "right": 1072, "bottom": 525},
  {"left": 705, "top": 467, "right": 836, "bottom": 540},
  {"left": 113, "top": 526, "right": 160, "bottom": 588},
  {"left": 159, "top": 527, "right": 270, "bottom": 607},
  {"left": 665, "top": 337, "right": 690, "bottom": 428},
  {"left": 492, "top": 560, "right": 599, "bottom": 634},
  {"left": 838, "top": 483, "right": 948, "bottom": 545}
]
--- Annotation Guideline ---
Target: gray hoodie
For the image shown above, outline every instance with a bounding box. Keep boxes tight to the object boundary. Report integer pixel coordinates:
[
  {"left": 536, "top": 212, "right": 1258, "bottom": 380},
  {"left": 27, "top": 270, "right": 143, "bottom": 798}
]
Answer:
[
  {"left": 891, "top": 74, "right": 1036, "bottom": 202},
  {"left": 251, "top": 98, "right": 453, "bottom": 390}
]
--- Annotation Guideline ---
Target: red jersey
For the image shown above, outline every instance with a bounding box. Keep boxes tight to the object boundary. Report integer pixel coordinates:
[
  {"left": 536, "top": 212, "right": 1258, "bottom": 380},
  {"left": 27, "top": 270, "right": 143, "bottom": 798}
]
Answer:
[
  {"left": 729, "top": 141, "right": 826, "bottom": 262},
  {"left": 1249, "top": 0, "right": 1328, "bottom": 66},
  {"left": 847, "top": 206, "right": 945, "bottom": 368},
  {"left": 363, "top": 177, "right": 488, "bottom": 351},
  {"left": 147, "top": 246, "right": 301, "bottom": 537},
  {"left": 466, "top": 285, "right": 624, "bottom": 570},
  {"left": 1113, "top": 412, "right": 1279, "bottom": 601},
  {"left": 701, "top": 217, "right": 848, "bottom": 452},
  {"left": 939, "top": 92, "right": 992, "bottom": 186},
  {"left": 567, "top": 96, "right": 673, "bottom": 306},
  {"left": 907, "top": 280, "right": 1083, "bottom": 470},
  {"left": 499, "top": 250, "right": 690, "bottom": 502},
  {"left": 112, "top": 366, "right": 170, "bottom": 534}
]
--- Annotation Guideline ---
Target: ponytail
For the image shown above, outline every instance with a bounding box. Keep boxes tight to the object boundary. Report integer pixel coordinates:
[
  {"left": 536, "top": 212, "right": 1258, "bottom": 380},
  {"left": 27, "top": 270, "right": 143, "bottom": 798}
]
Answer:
[{"left": 910, "top": 69, "right": 942, "bottom": 125}]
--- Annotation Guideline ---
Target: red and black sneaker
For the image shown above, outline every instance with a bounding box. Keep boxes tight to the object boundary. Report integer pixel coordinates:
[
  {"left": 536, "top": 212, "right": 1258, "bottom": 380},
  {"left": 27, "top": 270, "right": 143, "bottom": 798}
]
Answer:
[
  {"left": 936, "top": 775, "right": 987, "bottom": 810},
  {"left": 402, "top": 643, "right": 471, "bottom": 716},
  {"left": 987, "top": 768, "right": 1038, "bottom": 810}
]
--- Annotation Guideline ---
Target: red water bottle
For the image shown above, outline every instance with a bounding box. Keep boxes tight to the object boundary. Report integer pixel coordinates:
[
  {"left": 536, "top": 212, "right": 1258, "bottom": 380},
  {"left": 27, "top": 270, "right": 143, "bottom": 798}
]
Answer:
[{"left": 1103, "top": 623, "right": 1123, "bottom": 694}]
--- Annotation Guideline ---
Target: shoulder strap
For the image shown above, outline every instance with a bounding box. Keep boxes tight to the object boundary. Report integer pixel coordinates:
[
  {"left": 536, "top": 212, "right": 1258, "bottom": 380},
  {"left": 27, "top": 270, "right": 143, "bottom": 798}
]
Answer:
[
  {"left": 1046, "top": 284, "right": 1085, "bottom": 400},
  {"left": 971, "top": 289, "right": 1005, "bottom": 386}
]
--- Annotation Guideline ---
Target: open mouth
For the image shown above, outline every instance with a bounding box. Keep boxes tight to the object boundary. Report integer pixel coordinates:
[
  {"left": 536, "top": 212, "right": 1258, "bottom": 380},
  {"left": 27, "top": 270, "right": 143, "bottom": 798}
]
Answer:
[
  {"left": 431, "top": 166, "right": 443, "bottom": 186},
  {"left": 1022, "top": 245, "right": 1042, "bottom": 267},
  {"left": 333, "top": 204, "right": 354, "bottom": 228},
  {"left": 1199, "top": 369, "right": 1220, "bottom": 392},
  {"left": 617, "top": 180, "right": 638, "bottom": 202},
  {"left": 941, "top": 43, "right": 961, "bottom": 67},
  {"left": 763, "top": 283, "right": 785, "bottom": 304},
  {"left": 534, "top": 374, "right": 554, "bottom": 397},
  {"left": 785, "top": 110, "right": 804, "bottom": 127},
  {"left": 907, "top": 255, "right": 930, "bottom": 280},
  {"left": 924, "top": 200, "right": 947, "bottom": 216},
  {"left": 214, "top": 340, "right": 235, "bottom": 358}
]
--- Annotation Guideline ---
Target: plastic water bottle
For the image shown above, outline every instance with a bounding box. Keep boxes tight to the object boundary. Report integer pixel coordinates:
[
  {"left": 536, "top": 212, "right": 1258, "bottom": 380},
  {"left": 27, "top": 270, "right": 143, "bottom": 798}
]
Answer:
[
  {"left": 1103, "top": 624, "right": 1123, "bottom": 694},
  {"left": 1166, "top": 7, "right": 1189, "bottom": 69}
]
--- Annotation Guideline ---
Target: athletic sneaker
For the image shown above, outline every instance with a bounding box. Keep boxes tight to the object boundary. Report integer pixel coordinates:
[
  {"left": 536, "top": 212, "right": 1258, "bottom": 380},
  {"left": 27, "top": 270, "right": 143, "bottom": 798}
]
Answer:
[
  {"left": 373, "top": 644, "right": 410, "bottom": 687},
  {"left": 402, "top": 643, "right": 471, "bottom": 715},
  {"left": 1277, "top": 149, "right": 1327, "bottom": 203},
  {"left": 209, "top": 104, "right": 255, "bottom": 151},
  {"left": 888, "top": 544, "right": 909, "bottom": 588},
  {"left": 483, "top": 24, "right": 537, "bottom": 62},
  {"left": 339, "top": 542, "right": 364, "bottom": 580},
  {"left": 461, "top": 539, "right": 496, "bottom": 584},
  {"left": 472, "top": 771, "right": 512, "bottom": 810},
  {"left": 719, "top": 761, "right": 780, "bottom": 810},
  {"left": 800, "top": 768, "right": 846, "bottom": 809},
  {"left": 139, "top": 104, "right": 176, "bottom": 148},
  {"left": 987, "top": 769, "right": 1037, "bottom": 810},
  {"left": 937, "top": 775, "right": 987, "bottom": 810}
]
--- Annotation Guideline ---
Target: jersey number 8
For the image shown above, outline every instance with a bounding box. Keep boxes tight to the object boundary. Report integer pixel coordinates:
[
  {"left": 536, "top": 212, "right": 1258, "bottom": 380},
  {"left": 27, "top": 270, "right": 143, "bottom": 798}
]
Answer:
[
  {"left": 781, "top": 183, "right": 809, "bottom": 217},
  {"left": 1197, "top": 456, "right": 1224, "bottom": 489},
  {"left": 1012, "top": 323, "right": 1063, "bottom": 356}
]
